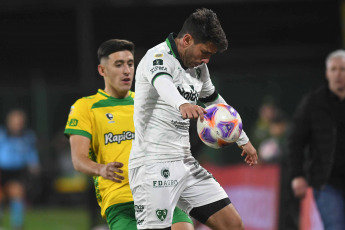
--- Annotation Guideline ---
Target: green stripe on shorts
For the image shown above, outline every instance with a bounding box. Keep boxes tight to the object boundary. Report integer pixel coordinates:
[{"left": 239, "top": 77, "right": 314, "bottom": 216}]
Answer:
[{"left": 106, "top": 202, "right": 193, "bottom": 230}]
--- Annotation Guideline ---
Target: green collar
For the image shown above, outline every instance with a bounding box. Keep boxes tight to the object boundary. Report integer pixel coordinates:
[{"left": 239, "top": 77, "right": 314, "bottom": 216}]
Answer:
[
  {"left": 165, "top": 32, "right": 187, "bottom": 69},
  {"left": 97, "top": 89, "right": 133, "bottom": 100}
]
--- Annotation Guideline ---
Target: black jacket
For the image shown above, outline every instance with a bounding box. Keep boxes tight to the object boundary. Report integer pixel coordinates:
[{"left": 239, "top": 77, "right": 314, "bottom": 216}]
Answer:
[{"left": 287, "top": 85, "right": 341, "bottom": 188}]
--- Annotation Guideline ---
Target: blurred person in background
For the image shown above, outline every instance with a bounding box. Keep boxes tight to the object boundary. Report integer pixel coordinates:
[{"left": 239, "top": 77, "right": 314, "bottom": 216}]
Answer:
[
  {"left": 287, "top": 49, "right": 345, "bottom": 230},
  {"left": 64, "top": 39, "right": 194, "bottom": 230},
  {"left": 0, "top": 108, "right": 40, "bottom": 230},
  {"left": 258, "top": 110, "right": 288, "bottom": 163},
  {"left": 250, "top": 96, "right": 278, "bottom": 148},
  {"left": 129, "top": 8, "right": 257, "bottom": 230}
]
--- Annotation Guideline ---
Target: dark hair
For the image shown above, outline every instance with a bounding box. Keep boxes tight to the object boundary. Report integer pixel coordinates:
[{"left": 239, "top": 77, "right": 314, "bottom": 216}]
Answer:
[
  {"left": 177, "top": 8, "right": 228, "bottom": 53},
  {"left": 97, "top": 39, "right": 135, "bottom": 62}
]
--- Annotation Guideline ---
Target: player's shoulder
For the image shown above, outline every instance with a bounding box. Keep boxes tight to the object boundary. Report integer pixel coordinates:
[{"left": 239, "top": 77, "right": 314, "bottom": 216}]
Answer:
[
  {"left": 145, "top": 41, "right": 174, "bottom": 61},
  {"left": 72, "top": 91, "right": 105, "bottom": 109}
]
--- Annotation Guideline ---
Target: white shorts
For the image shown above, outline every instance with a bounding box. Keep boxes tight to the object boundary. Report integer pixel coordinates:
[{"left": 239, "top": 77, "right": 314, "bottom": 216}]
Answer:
[{"left": 129, "top": 156, "right": 229, "bottom": 229}]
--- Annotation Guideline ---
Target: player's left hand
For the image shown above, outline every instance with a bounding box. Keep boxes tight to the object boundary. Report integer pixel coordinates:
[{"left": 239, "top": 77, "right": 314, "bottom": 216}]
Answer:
[{"left": 240, "top": 141, "right": 258, "bottom": 166}]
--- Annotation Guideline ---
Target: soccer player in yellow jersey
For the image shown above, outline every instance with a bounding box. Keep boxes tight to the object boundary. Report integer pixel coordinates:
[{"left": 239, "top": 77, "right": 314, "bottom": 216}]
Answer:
[{"left": 64, "top": 39, "right": 194, "bottom": 230}]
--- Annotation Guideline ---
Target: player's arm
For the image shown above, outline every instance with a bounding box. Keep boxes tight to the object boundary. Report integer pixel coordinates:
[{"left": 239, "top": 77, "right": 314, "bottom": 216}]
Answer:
[
  {"left": 200, "top": 85, "right": 258, "bottom": 165},
  {"left": 69, "top": 134, "right": 124, "bottom": 183},
  {"left": 153, "top": 75, "right": 207, "bottom": 121},
  {"left": 239, "top": 141, "right": 258, "bottom": 166}
]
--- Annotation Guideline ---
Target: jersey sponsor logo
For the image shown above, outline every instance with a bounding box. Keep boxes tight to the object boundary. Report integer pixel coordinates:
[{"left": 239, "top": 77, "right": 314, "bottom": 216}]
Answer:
[
  {"left": 156, "top": 209, "right": 168, "bottom": 221},
  {"left": 150, "top": 65, "right": 168, "bottom": 74},
  {"left": 161, "top": 168, "right": 170, "bottom": 179},
  {"left": 68, "top": 118, "right": 78, "bottom": 127},
  {"left": 177, "top": 85, "right": 198, "bottom": 102},
  {"left": 153, "top": 59, "right": 163, "bottom": 66},
  {"left": 153, "top": 180, "right": 178, "bottom": 188},
  {"left": 104, "top": 131, "right": 135, "bottom": 145},
  {"left": 135, "top": 205, "right": 145, "bottom": 213},
  {"left": 171, "top": 120, "right": 189, "bottom": 130},
  {"left": 154, "top": 53, "right": 163, "bottom": 58},
  {"left": 105, "top": 113, "right": 115, "bottom": 123}
]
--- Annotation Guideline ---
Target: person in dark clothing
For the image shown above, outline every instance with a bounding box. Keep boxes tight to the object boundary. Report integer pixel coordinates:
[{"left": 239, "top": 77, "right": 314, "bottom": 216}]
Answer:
[{"left": 287, "top": 49, "right": 345, "bottom": 230}]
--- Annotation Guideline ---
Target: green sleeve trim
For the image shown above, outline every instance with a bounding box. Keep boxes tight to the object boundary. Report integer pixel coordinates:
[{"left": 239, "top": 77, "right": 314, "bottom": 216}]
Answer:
[
  {"left": 64, "top": 129, "right": 92, "bottom": 140},
  {"left": 151, "top": 72, "right": 173, "bottom": 86}
]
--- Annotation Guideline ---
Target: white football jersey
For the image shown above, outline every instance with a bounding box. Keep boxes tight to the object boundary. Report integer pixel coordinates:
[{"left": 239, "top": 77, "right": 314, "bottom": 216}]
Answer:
[{"left": 129, "top": 33, "right": 243, "bottom": 169}]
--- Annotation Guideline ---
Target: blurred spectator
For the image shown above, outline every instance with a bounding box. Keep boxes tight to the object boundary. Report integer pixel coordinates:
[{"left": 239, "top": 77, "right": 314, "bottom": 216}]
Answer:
[
  {"left": 0, "top": 108, "right": 40, "bottom": 230},
  {"left": 258, "top": 110, "right": 289, "bottom": 163},
  {"left": 250, "top": 96, "right": 278, "bottom": 148},
  {"left": 287, "top": 49, "right": 345, "bottom": 229}
]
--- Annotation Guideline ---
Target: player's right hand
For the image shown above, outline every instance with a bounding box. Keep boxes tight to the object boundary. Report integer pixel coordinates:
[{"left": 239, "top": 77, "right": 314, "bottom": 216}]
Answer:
[
  {"left": 99, "top": 162, "right": 124, "bottom": 183},
  {"left": 179, "top": 103, "right": 207, "bottom": 122},
  {"left": 291, "top": 176, "right": 308, "bottom": 199}
]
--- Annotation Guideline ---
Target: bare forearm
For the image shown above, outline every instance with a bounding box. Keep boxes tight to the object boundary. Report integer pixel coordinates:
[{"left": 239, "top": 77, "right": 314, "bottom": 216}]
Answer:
[
  {"left": 71, "top": 155, "right": 102, "bottom": 176},
  {"left": 69, "top": 134, "right": 102, "bottom": 176}
]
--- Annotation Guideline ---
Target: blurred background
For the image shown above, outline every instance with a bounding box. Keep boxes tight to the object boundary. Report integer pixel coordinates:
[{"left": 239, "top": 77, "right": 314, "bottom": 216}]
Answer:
[{"left": 0, "top": 0, "right": 342, "bottom": 229}]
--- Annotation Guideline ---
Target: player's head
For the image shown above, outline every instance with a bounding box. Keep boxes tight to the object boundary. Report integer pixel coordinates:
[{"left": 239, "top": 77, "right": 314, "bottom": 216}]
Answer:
[
  {"left": 176, "top": 8, "right": 228, "bottom": 68},
  {"left": 97, "top": 39, "right": 135, "bottom": 98},
  {"left": 6, "top": 108, "right": 27, "bottom": 135},
  {"left": 325, "top": 49, "right": 345, "bottom": 94}
]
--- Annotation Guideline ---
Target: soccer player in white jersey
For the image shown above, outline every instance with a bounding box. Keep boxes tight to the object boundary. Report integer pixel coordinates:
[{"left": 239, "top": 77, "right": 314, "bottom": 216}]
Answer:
[{"left": 129, "top": 8, "right": 258, "bottom": 230}]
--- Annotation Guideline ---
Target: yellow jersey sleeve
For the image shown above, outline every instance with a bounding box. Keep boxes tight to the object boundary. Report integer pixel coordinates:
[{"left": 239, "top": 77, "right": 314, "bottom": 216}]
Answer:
[{"left": 64, "top": 98, "right": 92, "bottom": 139}]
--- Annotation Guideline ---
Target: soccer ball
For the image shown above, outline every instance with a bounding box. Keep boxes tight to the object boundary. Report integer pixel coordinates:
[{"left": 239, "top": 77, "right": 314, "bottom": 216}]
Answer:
[{"left": 197, "top": 104, "right": 243, "bottom": 149}]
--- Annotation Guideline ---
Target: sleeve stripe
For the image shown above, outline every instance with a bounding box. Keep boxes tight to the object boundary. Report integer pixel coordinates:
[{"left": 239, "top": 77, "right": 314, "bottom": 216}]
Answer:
[
  {"left": 64, "top": 129, "right": 92, "bottom": 140},
  {"left": 199, "top": 90, "right": 219, "bottom": 103},
  {"left": 151, "top": 72, "right": 173, "bottom": 86}
]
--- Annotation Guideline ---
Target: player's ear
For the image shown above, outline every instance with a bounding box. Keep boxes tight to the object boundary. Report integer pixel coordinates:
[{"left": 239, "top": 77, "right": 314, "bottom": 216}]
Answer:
[
  {"left": 98, "top": 64, "right": 105, "bottom": 77},
  {"left": 182, "top": 34, "right": 193, "bottom": 48}
]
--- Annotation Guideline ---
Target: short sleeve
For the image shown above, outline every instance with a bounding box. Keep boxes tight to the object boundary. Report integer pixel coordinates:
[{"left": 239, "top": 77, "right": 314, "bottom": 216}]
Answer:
[
  {"left": 64, "top": 99, "right": 92, "bottom": 139},
  {"left": 143, "top": 52, "right": 176, "bottom": 86}
]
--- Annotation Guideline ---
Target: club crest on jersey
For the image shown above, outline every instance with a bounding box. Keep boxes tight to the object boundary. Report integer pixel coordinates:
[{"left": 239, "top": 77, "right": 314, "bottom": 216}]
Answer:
[
  {"left": 153, "top": 59, "right": 163, "bottom": 66},
  {"left": 105, "top": 113, "right": 115, "bottom": 123},
  {"left": 177, "top": 85, "right": 198, "bottom": 102},
  {"left": 156, "top": 209, "right": 167, "bottom": 221}
]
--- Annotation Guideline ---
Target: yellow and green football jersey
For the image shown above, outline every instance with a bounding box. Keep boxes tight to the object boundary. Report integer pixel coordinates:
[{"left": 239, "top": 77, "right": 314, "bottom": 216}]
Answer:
[{"left": 64, "top": 89, "right": 135, "bottom": 218}]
